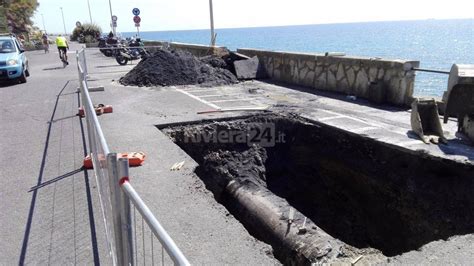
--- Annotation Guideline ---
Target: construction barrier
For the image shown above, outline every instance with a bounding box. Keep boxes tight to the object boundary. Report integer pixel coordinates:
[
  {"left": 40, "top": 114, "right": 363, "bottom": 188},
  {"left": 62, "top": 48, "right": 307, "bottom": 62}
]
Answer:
[{"left": 76, "top": 49, "right": 189, "bottom": 266}]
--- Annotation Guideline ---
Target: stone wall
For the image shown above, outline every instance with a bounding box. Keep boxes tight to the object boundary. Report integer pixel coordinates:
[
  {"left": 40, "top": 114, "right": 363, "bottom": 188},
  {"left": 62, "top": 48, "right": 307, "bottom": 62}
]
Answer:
[
  {"left": 86, "top": 40, "right": 225, "bottom": 57},
  {"left": 237, "top": 48, "right": 419, "bottom": 106}
]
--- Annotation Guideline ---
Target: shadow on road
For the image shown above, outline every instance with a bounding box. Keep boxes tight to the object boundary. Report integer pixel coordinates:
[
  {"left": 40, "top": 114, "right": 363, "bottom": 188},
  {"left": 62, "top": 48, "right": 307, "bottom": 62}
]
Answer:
[
  {"left": 0, "top": 80, "right": 20, "bottom": 87},
  {"left": 28, "top": 168, "right": 84, "bottom": 192},
  {"left": 48, "top": 114, "right": 79, "bottom": 124},
  {"left": 19, "top": 80, "right": 100, "bottom": 265},
  {"left": 43, "top": 66, "right": 66, "bottom": 71}
]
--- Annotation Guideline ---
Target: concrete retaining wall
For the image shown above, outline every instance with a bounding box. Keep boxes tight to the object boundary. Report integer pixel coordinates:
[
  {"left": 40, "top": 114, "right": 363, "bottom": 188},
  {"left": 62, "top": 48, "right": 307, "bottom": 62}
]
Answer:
[
  {"left": 85, "top": 40, "right": 226, "bottom": 56},
  {"left": 85, "top": 42, "right": 98, "bottom": 48},
  {"left": 143, "top": 41, "right": 227, "bottom": 57},
  {"left": 237, "top": 48, "right": 419, "bottom": 106}
]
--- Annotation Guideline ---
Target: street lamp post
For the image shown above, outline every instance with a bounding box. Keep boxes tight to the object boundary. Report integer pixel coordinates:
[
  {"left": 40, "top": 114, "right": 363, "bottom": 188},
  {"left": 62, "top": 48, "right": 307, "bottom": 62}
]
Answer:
[
  {"left": 41, "top": 13, "right": 46, "bottom": 33},
  {"left": 87, "top": 0, "right": 93, "bottom": 23},
  {"left": 108, "top": 0, "right": 116, "bottom": 36},
  {"left": 209, "top": 0, "right": 215, "bottom": 46},
  {"left": 60, "top": 7, "right": 67, "bottom": 35}
]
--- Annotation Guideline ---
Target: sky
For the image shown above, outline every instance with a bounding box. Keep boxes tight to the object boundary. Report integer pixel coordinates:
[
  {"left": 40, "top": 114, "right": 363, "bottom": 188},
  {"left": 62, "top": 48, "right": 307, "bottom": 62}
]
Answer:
[{"left": 32, "top": 0, "right": 474, "bottom": 34}]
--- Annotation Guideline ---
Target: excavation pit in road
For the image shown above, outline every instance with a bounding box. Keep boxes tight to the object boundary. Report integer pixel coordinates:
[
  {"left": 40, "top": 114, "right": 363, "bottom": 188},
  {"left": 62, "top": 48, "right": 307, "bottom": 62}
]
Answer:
[{"left": 160, "top": 114, "right": 474, "bottom": 263}]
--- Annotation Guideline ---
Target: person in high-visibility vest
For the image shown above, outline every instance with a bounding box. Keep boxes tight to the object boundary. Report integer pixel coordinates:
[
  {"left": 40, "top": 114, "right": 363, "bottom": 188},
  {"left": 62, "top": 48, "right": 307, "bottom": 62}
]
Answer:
[{"left": 55, "top": 34, "right": 69, "bottom": 64}]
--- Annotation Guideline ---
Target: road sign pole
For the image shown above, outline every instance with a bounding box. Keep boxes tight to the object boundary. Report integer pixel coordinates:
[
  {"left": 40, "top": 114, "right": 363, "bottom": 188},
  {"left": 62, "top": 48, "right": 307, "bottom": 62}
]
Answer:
[
  {"left": 87, "top": 0, "right": 93, "bottom": 23},
  {"left": 132, "top": 8, "right": 141, "bottom": 37},
  {"left": 108, "top": 0, "right": 115, "bottom": 36},
  {"left": 60, "top": 7, "right": 67, "bottom": 35},
  {"left": 209, "top": 0, "right": 215, "bottom": 46},
  {"left": 41, "top": 13, "right": 47, "bottom": 33}
]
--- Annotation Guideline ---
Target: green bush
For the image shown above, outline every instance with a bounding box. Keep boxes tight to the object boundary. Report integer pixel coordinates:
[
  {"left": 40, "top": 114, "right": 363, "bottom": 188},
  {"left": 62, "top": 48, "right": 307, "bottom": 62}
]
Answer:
[
  {"left": 84, "top": 35, "right": 96, "bottom": 44},
  {"left": 71, "top": 23, "right": 101, "bottom": 43}
]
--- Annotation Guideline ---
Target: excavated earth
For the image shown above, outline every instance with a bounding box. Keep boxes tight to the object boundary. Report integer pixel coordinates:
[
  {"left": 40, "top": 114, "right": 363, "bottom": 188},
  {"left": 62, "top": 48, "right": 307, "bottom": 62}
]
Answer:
[
  {"left": 119, "top": 49, "right": 238, "bottom": 87},
  {"left": 161, "top": 113, "right": 474, "bottom": 265}
]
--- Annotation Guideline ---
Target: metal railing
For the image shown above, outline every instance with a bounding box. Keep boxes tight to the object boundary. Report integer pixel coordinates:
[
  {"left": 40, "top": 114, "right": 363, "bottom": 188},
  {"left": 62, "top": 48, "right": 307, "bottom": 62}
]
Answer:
[{"left": 76, "top": 49, "right": 190, "bottom": 266}]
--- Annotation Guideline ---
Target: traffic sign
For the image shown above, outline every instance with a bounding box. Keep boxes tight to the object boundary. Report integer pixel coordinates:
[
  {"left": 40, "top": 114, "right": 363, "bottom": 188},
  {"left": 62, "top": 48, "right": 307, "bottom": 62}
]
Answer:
[
  {"left": 76, "top": 21, "right": 82, "bottom": 27},
  {"left": 132, "top": 8, "right": 140, "bottom": 16},
  {"left": 135, "top": 23, "right": 140, "bottom": 27},
  {"left": 133, "top": 15, "right": 141, "bottom": 24},
  {"left": 112, "top": 21, "right": 117, "bottom": 27},
  {"left": 112, "top": 15, "right": 118, "bottom": 22}
]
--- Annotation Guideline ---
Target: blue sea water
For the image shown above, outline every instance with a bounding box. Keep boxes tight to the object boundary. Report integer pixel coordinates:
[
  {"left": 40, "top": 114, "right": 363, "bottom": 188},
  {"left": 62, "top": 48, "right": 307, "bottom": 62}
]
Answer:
[{"left": 123, "top": 19, "right": 474, "bottom": 96}]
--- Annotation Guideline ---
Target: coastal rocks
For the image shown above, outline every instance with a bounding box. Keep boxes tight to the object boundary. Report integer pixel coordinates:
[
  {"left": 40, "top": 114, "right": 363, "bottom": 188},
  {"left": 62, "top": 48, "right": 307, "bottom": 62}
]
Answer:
[{"left": 119, "top": 49, "right": 238, "bottom": 87}]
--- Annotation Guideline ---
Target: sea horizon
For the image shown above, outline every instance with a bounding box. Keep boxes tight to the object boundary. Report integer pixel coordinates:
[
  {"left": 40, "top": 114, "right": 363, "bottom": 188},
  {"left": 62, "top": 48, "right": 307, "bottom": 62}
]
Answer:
[{"left": 125, "top": 17, "right": 473, "bottom": 34}]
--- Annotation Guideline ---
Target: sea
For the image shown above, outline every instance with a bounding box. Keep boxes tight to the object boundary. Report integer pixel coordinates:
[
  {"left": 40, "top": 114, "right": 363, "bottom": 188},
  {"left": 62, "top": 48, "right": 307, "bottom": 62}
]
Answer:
[{"left": 123, "top": 19, "right": 474, "bottom": 97}]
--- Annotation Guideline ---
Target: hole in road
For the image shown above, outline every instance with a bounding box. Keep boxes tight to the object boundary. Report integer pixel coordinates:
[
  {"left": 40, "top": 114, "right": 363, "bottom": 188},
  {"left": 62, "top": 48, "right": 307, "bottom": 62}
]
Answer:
[{"left": 160, "top": 114, "right": 474, "bottom": 260}]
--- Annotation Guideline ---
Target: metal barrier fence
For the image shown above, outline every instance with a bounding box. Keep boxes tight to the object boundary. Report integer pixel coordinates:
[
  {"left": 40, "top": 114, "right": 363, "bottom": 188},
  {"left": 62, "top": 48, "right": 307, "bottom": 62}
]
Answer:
[{"left": 76, "top": 49, "right": 190, "bottom": 266}]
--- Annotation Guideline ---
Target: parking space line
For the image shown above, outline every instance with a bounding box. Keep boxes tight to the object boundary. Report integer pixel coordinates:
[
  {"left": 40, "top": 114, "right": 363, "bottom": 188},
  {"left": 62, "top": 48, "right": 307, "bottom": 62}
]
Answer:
[
  {"left": 318, "top": 115, "right": 345, "bottom": 121},
  {"left": 209, "top": 98, "right": 257, "bottom": 103},
  {"left": 199, "top": 93, "right": 249, "bottom": 98},
  {"left": 185, "top": 88, "right": 220, "bottom": 93},
  {"left": 176, "top": 89, "right": 221, "bottom": 109},
  {"left": 398, "top": 139, "right": 426, "bottom": 147},
  {"left": 351, "top": 126, "right": 379, "bottom": 133}
]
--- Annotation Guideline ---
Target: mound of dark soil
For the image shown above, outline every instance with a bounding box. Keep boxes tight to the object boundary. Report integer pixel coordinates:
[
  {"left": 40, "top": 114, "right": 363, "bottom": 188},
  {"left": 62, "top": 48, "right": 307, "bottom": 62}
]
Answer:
[
  {"left": 119, "top": 49, "right": 238, "bottom": 87},
  {"left": 199, "top": 55, "right": 229, "bottom": 69}
]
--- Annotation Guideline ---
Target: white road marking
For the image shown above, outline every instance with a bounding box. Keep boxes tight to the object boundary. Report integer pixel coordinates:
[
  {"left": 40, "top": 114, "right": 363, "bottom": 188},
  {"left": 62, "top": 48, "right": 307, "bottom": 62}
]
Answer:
[
  {"left": 220, "top": 105, "right": 269, "bottom": 110},
  {"left": 318, "top": 115, "right": 345, "bottom": 121},
  {"left": 310, "top": 109, "right": 409, "bottom": 136},
  {"left": 397, "top": 139, "right": 426, "bottom": 146},
  {"left": 199, "top": 93, "right": 249, "bottom": 98},
  {"left": 351, "top": 126, "right": 379, "bottom": 133},
  {"left": 209, "top": 98, "right": 257, "bottom": 103},
  {"left": 176, "top": 89, "right": 221, "bottom": 110},
  {"left": 184, "top": 88, "right": 219, "bottom": 93},
  {"left": 320, "top": 109, "right": 374, "bottom": 126}
]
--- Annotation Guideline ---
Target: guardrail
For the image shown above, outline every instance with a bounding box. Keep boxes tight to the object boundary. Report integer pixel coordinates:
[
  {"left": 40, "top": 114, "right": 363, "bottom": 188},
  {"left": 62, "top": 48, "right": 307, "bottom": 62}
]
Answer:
[{"left": 76, "top": 49, "right": 190, "bottom": 265}]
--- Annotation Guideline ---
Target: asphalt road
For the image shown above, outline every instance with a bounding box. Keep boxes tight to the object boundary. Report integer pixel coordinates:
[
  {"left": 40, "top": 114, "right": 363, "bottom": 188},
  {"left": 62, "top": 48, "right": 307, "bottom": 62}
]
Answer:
[{"left": 0, "top": 43, "right": 110, "bottom": 265}]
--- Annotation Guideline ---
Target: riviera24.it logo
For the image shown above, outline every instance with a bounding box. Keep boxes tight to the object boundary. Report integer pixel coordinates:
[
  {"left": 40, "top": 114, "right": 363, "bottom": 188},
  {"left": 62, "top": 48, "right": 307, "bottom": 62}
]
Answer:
[{"left": 183, "top": 123, "right": 286, "bottom": 147}]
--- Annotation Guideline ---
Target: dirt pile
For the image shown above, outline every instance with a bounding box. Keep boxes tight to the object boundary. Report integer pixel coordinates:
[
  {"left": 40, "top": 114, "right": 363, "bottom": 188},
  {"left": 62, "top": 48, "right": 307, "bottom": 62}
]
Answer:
[{"left": 119, "top": 49, "right": 238, "bottom": 87}]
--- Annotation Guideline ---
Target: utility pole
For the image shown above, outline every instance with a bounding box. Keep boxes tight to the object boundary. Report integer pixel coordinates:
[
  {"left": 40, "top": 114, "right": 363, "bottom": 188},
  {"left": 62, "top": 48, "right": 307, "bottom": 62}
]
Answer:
[
  {"left": 87, "top": 0, "right": 93, "bottom": 23},
  {"left": 209, "top": 0, "right": 215, "bottom": 46},
  {"left": 108, "top": 0, "right": 116, "bottom": 36},
  {"left": 41, "top": 13, "right": 46, "bottom": 33},
  {"left": 60, "top": 7, "right": 67, "bottom": 35}
]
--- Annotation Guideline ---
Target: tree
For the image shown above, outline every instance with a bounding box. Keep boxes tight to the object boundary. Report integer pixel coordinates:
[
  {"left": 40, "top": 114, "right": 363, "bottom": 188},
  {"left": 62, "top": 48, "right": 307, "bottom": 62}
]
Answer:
[{"left": 1, "top": 0, "right": 39, "bottom": 34}]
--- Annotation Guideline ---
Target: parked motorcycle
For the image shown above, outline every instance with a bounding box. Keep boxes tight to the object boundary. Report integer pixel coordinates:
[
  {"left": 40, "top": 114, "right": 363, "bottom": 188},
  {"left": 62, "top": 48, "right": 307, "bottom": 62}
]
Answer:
[
  {"left": 115, "top": 38, "right": 149, "bottom": 65},
  {"left": 98, "top": 36, "right": 119, "bottom": 57}
]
